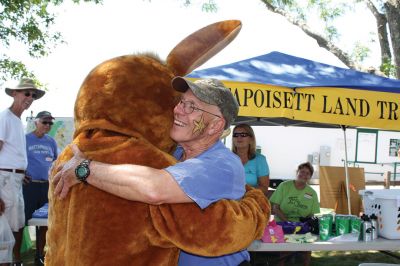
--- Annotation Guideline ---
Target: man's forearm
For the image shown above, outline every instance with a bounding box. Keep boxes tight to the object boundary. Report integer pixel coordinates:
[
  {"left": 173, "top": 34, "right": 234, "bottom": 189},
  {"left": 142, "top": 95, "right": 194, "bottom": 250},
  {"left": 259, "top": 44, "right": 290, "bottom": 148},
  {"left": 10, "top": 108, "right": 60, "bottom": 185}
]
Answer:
[{"left": 86, "top": 161, "right": 191, "bottom": 204}]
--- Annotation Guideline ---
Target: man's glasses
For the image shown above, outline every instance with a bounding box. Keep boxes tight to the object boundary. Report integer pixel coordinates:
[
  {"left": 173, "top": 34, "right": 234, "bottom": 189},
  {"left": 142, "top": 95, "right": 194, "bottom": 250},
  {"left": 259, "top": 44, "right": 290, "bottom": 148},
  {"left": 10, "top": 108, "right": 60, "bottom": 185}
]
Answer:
[
  {"left": 232, "top": 132, "right": 250, "bottom": 138},
  {"left": 176, "top": 99, "right": 221, "bottom": 118},
  {"left": 21, "top": 91, "right": 38, "bottom": 99},
  {"left": 41, "top": 121, "right": 53, "bottom": 126}
]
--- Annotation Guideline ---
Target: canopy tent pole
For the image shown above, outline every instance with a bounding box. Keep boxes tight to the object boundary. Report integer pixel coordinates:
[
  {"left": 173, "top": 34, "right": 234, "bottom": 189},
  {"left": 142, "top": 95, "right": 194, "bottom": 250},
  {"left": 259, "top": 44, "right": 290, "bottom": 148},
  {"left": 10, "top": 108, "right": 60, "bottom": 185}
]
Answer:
[{"left": 341, "top": 125, "right": 352, "bottom": 215}]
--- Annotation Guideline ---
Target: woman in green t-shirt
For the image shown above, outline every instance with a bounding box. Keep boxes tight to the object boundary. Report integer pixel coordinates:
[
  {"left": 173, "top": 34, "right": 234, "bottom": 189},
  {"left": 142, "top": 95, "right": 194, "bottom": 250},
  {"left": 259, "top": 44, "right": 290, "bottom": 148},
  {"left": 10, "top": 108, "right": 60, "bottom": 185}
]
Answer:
[
  {"left": 270, "top": 162, "right": 320, "bottom": 222},
  {"left": 269, "top": 162, "right": 320, "bottom": 266}
]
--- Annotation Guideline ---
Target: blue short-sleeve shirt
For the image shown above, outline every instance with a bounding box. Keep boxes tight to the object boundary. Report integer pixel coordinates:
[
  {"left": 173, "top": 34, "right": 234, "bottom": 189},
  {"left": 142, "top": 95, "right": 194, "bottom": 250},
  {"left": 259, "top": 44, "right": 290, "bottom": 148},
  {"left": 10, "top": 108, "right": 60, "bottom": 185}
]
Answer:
[
  {"left": 244, "top": 153, "right": 269, "bottom": 186},
  {"left": 165, "top": 140, "right": 245, "bottom": 209},
  {"left": 164, "top": 140, "right": 250, "bottom": 265},
  {"left": 26, "top": 132, "right": 58, "bottom": 181}
]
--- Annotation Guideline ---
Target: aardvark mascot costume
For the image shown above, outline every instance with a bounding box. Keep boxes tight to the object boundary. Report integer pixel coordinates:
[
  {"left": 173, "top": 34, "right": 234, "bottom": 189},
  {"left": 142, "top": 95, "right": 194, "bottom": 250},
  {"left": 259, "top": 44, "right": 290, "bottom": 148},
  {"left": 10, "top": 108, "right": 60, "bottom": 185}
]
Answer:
[{"left": 46, "top": 20, "right": 270, "bottom": 265}]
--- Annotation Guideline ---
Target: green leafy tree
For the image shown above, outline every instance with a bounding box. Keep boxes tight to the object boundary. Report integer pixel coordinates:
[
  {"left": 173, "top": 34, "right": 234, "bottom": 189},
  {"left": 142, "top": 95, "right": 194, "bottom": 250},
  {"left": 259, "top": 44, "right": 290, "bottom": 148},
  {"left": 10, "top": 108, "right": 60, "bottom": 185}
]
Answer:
[
  {"left": 259, "top": 0, "right": 400, "bottom": 78},
  {"left": 0, "top": 0, "right": 102, "bottom": 83},
  {"left": 187, "top": 0, "right": 400, "bottom": 78}
]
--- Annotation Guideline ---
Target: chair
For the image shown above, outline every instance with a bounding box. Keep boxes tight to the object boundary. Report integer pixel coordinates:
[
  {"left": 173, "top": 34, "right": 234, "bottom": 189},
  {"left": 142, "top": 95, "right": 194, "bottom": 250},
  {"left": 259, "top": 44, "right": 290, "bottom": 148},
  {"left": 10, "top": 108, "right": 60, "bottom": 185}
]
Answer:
[
  {"left": 266, "top": 179, "right": 284, "bottom": 199},
  {"left": 269, "top": 179, "right": 284, "bottom": 189}
]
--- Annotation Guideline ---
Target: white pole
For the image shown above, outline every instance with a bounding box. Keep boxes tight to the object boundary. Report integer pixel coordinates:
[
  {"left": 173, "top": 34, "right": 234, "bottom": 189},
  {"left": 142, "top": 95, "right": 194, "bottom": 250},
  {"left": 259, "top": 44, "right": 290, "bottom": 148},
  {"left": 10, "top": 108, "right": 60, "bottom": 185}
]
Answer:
[{"left": 342, "top": 126, "right": 351, "bottom": 215}]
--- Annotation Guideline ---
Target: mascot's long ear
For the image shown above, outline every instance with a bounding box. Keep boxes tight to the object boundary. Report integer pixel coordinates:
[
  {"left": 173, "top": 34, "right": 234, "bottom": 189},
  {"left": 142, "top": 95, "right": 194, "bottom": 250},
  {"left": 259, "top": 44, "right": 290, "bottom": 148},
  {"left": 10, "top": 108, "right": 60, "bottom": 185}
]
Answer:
[{"left": 167, "top": 20, "right": 241, "bottom": 76}]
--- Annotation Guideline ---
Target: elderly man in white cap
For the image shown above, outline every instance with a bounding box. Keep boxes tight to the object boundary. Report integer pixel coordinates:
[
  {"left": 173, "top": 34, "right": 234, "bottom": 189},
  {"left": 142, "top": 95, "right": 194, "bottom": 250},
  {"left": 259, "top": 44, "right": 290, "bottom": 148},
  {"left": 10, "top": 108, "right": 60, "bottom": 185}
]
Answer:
[
  {"left": 53, "top": 77, "right": 261, "bottom": 266},
  {"left": 0, "top": 78, "right": 45, "bottom": 266}
]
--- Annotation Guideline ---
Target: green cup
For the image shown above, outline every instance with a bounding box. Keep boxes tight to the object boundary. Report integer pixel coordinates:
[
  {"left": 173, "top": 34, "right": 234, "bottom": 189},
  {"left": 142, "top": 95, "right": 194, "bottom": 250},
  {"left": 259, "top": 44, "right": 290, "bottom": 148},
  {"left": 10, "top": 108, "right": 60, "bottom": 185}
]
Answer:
[
  {"left": 319, "top": 216, "right": 331, "bottom": 241},
  {"left": 324, "top": 214, "right": 333, "bottom": 233},
  {"left": 350, "top": 217, "right": 362, "bottom": 234},
  {"left": 336, "top": 215, "right": 350, "bottom": 235}
]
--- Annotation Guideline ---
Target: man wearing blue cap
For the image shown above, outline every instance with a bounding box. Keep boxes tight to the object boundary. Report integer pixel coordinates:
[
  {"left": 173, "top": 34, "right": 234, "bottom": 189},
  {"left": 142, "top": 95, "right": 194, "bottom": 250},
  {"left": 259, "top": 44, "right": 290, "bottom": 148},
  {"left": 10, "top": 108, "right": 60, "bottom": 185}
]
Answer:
[{"left": 24, "top": 111, "right": 58, "bottom": 265}]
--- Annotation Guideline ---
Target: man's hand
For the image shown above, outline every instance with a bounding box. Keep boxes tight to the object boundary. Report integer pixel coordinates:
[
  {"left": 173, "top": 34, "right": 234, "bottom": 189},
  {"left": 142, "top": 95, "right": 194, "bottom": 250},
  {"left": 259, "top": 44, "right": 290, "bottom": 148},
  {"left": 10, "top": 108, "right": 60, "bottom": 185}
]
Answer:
[
  {"left": 0, "top": 198, "right": 5, "bottom": 215},
  {"left": 53, "top": 144, "right": 87, "bottom": 199}
]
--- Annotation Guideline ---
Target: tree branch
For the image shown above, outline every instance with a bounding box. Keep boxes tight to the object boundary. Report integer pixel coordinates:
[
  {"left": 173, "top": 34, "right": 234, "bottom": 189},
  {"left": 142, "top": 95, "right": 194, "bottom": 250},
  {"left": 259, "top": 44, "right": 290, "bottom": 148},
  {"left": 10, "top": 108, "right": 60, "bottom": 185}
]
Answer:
[
  {"left": 259, "top": 0, "right": 361, "bottom": 70},
  {"left": 384, "top": 0, "right": 400, "bottom": 78},
  {"left": 365, "top": 0, "right": 391, "bottom": 67}
]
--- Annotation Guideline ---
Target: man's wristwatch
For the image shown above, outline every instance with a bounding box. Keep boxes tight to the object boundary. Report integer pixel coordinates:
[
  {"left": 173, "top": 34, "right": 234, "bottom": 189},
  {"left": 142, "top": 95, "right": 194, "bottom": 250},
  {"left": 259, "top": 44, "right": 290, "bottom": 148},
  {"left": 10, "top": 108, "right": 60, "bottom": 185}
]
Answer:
[{"left": 75, "top": 159, "right": 92, "bottom": 184}]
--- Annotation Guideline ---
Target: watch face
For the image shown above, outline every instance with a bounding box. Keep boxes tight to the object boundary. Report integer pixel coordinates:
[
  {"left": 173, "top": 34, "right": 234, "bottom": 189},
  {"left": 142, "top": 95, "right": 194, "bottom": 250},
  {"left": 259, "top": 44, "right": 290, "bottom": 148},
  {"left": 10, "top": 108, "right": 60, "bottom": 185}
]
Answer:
[
  {"left": 75, "top": 159, "right": 91, "bottom": 183},
  {"left": 77, "top": 165, "right": 89, "bottom": 178}
]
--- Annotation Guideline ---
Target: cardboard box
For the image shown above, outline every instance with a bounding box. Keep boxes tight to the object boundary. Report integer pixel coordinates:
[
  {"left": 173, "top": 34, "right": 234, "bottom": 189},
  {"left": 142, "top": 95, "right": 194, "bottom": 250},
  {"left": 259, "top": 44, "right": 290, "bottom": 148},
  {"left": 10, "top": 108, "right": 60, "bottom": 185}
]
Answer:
[{"left": 319, "top": 166, "right": 365, "bottom": 215}]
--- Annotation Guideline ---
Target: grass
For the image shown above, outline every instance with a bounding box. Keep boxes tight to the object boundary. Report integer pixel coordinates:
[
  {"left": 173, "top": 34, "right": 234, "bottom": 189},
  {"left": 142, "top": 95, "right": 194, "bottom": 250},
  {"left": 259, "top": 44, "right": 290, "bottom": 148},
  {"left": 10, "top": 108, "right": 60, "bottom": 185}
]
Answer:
[
  {"left": 312, "top": 250, "right": 400, "bottom": 266},
  {"left": 20, "top": 248, "right": 35, "bottom": 266},
  {"left": 251, "top": 250, "right": 400, "bottom": 266}
]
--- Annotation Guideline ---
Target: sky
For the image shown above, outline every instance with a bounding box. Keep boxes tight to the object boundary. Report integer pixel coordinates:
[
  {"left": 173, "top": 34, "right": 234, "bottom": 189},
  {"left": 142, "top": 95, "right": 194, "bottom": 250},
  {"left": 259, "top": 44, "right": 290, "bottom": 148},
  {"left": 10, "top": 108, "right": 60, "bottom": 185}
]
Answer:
[
  {"left": 1, "top": 0, "right": 378, "bottom": 123},
  {"left": 3, "top": 0, "right": 395, "bottom": 179}
]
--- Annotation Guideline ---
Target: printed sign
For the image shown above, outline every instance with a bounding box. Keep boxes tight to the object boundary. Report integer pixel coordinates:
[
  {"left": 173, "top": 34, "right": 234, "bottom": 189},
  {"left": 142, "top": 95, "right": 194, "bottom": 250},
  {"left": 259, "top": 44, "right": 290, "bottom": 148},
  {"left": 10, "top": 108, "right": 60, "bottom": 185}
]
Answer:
[
  {"left": 26, "top": 117, "right": 74, "bottom": 152},
  {"left": 213, "top": 80, "right": 399, "bottom": 130}
]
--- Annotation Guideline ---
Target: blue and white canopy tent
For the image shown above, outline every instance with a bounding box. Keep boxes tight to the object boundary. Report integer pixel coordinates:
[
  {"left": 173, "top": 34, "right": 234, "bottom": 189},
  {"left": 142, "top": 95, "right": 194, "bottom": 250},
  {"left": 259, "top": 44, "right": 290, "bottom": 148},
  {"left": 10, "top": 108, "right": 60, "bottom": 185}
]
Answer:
[
  {"left": 190, "top": 51, "right": 400, "bottom": 129},
  {"left": 189, "top": 51, "right": 400, "bottom": 214}
]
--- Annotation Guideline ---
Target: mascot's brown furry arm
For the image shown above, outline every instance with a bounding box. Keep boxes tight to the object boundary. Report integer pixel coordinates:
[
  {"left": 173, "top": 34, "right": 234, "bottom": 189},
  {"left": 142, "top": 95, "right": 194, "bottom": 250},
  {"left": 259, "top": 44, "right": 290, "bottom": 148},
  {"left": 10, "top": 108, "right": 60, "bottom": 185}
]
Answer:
[{"left": 46, "top": 20, "right": 271, "bottom": 265}]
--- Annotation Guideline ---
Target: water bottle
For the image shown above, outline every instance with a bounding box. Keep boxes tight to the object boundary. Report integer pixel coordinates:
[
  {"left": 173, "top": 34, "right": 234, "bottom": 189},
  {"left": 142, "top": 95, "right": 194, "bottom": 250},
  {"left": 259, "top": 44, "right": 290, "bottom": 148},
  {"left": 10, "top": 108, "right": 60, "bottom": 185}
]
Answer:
[
  {"left": 361, "top": 215, "right": 373, "bottom": 242},
  {"left": 370, "top": 214, "right": 378, "bottom": 240},
  {"left": 358, "top": 214, "right": 366, "bottom": 241}
]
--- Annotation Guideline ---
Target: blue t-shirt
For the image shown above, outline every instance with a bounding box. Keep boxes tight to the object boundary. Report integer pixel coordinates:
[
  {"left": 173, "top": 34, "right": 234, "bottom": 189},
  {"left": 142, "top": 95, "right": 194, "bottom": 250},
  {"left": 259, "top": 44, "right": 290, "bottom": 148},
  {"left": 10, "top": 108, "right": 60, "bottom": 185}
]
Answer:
[
  {"left": 26, "top": 132, "right": 58, "bottom": 181},
  {"left": 244, "top": 153, "right": 269, "bottom": 186},
  {"left": 165, "top": 140, "right": 250, "bottom": 266}
]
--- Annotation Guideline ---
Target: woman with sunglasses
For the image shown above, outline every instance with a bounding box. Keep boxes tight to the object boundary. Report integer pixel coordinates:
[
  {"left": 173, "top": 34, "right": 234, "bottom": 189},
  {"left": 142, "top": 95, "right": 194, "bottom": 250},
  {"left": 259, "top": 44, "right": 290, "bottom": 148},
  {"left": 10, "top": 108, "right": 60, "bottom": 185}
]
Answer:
[{"left": 232, "top": 124, "right": 270, "bottom": 196}]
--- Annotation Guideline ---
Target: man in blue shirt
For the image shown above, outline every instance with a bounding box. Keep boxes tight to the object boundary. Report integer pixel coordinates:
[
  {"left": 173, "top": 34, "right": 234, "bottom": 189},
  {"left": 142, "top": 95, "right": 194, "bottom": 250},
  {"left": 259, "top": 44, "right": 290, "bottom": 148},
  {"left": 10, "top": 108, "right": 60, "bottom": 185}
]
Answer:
[
  {"left": 54, "top": 77, "right": 268, "bottom": 265},
  {"left": 24, "top": 111, "right": 58, "bottom": 265}
]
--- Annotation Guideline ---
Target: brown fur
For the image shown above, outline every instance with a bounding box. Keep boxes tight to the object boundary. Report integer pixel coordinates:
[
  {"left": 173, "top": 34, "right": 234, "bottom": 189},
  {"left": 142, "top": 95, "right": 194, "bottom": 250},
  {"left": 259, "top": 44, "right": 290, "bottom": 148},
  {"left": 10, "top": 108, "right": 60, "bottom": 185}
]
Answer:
[{"left": 46, "top": 21, "right": 270, "bottom": 266}]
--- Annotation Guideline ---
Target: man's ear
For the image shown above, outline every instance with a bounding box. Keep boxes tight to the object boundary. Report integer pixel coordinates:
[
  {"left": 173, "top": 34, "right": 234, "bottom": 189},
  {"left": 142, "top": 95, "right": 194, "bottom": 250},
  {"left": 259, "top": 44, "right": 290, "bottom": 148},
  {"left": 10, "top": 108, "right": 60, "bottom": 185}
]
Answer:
[{"left": 208, "top": 117, "right": 225, "bottom": 136}]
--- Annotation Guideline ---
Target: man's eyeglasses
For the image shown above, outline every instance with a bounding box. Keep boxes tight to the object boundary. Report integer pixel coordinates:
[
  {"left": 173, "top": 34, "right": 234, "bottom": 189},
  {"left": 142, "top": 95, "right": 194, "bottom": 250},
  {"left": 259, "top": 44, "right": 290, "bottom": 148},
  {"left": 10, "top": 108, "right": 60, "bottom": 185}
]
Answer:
[
  {"left": 232, "top": 132, "right": 250, "bottom": 138},
  {"left": 41, "top": 121, "right": 53, "bottom": 126},
  {"left": 176, "top": 99, "right": 221, "bottom": 118},
  {"left": 21, "top": 91, "right": 38, "bottom": 99}
]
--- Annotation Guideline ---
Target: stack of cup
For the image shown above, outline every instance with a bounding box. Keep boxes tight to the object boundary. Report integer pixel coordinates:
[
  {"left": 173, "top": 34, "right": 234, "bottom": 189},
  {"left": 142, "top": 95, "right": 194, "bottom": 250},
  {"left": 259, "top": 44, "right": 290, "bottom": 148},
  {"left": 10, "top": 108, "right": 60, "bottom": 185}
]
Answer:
[
  {"left": 350, "top": 216, "right": 362, "bottom": 236},
  {"left": 319, "top": 214, "right": 333, "bottom": 241},
  {"left": 335, "top": 215, "right": 351, "bottom": 236}
]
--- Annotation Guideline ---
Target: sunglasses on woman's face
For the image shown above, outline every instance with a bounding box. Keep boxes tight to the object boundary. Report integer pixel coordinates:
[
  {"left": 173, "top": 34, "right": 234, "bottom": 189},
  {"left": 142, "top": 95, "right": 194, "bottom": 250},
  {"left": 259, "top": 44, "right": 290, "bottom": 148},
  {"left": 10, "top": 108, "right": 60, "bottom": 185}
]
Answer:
[
  {"left": 21, "top": 91, "right": 38, "bottom": 99},
  {"left": 232, "top": 132, "right": 250, "bottom": 138},
  {"left": 41, "top": 121, "right": 53, "bottom": 126}
]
